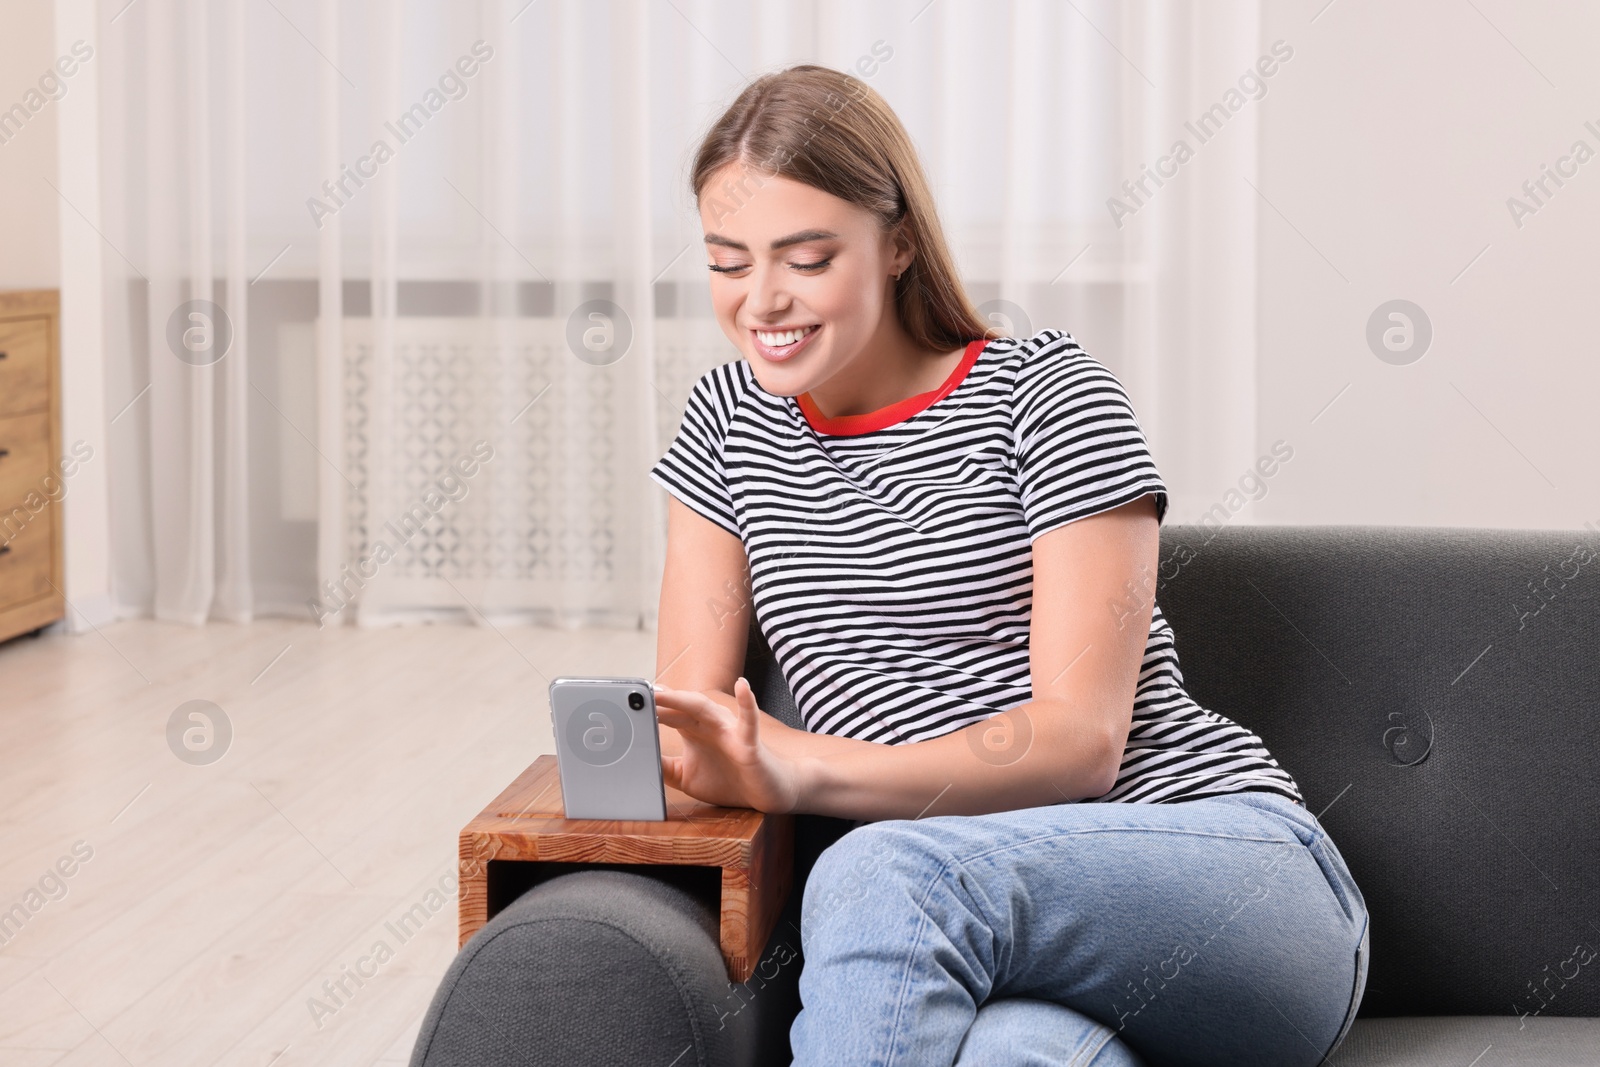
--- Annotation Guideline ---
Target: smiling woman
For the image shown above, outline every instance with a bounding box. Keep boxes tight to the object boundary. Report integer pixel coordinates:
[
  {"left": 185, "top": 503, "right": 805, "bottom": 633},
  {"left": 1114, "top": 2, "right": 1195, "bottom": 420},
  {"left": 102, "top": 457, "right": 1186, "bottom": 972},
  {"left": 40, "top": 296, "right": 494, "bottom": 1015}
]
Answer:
[
  {"left": 690, "top": 67, "right": 988, "bottom": 422},
  {"left": 645, "top": 63, "right": 1367, "bottom": 1067}
]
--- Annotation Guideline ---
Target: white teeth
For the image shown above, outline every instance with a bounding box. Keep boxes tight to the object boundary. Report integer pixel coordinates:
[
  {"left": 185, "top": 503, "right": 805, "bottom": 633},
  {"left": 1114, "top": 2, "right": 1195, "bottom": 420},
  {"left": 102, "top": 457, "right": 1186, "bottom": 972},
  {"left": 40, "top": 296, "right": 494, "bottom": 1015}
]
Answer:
[{"left": 755, "top": 325, "right": 816, "bottom": 348}]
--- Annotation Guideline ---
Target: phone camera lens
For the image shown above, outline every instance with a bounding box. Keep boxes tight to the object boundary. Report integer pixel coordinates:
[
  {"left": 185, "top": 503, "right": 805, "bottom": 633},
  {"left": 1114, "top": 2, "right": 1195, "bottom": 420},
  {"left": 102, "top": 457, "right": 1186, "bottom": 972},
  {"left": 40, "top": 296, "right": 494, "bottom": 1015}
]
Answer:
[{"left": 628, "top": 692, "right": 645, "bottom": 711}]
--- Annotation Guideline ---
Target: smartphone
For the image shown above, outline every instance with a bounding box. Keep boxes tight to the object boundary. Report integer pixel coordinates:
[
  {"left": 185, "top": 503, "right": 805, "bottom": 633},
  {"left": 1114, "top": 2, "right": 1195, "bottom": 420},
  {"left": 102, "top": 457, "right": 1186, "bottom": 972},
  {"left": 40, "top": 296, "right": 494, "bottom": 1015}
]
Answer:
[{"left": 548, "top": 676, "right": 666, "bottom": 821}]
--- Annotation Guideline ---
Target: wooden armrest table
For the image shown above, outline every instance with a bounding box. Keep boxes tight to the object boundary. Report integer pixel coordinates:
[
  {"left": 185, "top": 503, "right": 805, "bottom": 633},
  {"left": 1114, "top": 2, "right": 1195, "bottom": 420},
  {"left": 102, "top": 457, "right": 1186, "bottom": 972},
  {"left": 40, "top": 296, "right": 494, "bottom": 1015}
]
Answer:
[{"left": 458, "top": 755, "right": 793, "bottom": 983}]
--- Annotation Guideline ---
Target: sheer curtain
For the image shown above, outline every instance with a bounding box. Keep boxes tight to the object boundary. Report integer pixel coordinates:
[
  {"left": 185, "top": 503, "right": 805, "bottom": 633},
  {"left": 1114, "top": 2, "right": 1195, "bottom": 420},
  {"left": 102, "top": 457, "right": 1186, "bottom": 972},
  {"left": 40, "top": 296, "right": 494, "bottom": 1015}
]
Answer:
[{"left": 93, "top": 0, "right": 1264, "bottom": 630}]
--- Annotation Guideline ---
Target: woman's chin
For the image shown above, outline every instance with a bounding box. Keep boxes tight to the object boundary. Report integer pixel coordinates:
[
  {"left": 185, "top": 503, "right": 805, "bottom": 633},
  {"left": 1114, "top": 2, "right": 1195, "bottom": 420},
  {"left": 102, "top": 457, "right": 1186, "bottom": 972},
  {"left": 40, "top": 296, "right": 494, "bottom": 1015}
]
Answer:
[{"left": 744, "top": 360, "right": 810, "bottom": 398}]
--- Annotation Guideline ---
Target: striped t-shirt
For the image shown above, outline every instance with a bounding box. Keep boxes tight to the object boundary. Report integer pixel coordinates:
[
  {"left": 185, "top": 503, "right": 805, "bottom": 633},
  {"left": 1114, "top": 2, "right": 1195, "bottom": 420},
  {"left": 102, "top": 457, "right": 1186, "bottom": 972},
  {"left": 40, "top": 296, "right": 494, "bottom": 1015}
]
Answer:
[{"left": 649, "top": 328, "right": 1304, "bottom": 807}]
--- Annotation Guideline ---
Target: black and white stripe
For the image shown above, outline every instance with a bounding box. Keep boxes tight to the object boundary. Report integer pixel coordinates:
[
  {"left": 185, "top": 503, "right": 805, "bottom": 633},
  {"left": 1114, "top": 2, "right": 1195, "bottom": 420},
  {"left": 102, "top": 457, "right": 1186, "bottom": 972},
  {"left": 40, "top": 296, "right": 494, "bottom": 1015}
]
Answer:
[{"left": 650, "top": 329, "right": 1304, "bottom": 807}]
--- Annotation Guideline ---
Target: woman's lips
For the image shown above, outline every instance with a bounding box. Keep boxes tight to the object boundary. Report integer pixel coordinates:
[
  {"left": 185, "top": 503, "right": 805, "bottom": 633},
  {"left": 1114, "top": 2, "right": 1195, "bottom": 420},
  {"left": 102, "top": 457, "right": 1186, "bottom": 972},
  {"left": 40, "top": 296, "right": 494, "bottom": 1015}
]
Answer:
[{"left": 751, "top": 324, "right": 820, "bottom": 363}]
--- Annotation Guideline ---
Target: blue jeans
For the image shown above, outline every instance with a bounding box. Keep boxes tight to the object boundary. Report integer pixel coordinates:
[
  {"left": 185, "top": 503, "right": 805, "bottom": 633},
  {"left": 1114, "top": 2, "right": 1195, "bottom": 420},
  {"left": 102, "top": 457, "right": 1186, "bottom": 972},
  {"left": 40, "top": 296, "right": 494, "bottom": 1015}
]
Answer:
[{"left": 790, "top": 790, "right": 1369, "bottom": 1067}]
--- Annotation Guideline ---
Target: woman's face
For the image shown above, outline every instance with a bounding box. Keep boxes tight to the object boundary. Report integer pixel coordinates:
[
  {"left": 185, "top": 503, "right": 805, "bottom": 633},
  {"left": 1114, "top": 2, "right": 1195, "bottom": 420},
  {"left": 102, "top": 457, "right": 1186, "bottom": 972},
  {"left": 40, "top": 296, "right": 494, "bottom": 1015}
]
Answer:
[{"left": 698, "top": 160, "right": 909, "bottom": 397}]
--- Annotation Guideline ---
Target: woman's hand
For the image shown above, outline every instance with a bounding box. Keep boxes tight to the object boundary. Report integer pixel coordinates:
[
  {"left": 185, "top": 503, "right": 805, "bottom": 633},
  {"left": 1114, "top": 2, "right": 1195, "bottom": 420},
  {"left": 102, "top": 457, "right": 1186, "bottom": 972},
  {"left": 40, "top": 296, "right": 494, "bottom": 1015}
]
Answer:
[{"left": 652, "top": 677, "right": 804, "bottom": 814}]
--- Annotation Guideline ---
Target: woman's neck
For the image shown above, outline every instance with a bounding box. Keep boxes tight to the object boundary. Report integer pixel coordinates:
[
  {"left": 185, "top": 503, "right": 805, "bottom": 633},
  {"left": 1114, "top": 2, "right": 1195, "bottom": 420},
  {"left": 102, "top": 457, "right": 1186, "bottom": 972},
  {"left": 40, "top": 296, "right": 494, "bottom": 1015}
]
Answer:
[{"left": 801, "top": 321, "right": 966, "bottom": 420}]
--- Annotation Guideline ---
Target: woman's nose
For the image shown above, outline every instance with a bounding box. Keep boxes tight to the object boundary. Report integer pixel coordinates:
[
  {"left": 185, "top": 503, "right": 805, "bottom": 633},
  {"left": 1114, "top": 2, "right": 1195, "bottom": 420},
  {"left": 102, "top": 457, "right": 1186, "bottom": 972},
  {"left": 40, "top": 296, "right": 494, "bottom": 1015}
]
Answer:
[{"left": 746, "top": 264, "right": 791, "bottom": 318}]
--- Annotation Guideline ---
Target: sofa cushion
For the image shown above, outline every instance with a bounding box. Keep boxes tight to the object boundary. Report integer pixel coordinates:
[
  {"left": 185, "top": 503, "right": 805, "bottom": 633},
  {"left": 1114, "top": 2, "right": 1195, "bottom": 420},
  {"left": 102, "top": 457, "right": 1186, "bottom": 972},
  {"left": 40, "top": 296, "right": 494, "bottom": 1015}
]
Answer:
[
  {"left": 1338, "top": 1016, "right": 1600, "bottom": 1065},
  {"left": 1153, "top": 525, "right": 1600, "bottom": 1019}
]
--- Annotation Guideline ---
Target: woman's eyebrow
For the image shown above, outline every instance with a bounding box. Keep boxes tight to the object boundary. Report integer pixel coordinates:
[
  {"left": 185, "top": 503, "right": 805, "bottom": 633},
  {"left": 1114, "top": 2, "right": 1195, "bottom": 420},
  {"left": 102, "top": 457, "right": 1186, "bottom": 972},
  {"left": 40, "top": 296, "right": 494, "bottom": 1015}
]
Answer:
[{"left": 703, "top": 228, "right": 839, "bottom": 252}]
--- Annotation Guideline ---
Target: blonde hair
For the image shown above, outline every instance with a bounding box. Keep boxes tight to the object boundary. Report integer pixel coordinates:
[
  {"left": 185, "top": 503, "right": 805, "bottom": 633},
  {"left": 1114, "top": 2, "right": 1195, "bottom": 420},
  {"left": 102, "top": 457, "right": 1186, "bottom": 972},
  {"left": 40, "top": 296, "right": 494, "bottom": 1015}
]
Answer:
[{"left": 691, "top": 64, "right": 994, "bottom": 352}]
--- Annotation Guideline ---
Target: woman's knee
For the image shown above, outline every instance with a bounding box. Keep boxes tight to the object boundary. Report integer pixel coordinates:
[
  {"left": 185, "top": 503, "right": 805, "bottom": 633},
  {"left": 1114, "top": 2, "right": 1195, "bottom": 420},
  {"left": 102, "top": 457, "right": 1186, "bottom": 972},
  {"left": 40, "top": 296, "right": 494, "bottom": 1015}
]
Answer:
[
  {"left": 799, "top": 820, "right": 954, "bottom": 943},
  {"left": 954, "top": 997, "right": 1149, "bottom": 1067}
]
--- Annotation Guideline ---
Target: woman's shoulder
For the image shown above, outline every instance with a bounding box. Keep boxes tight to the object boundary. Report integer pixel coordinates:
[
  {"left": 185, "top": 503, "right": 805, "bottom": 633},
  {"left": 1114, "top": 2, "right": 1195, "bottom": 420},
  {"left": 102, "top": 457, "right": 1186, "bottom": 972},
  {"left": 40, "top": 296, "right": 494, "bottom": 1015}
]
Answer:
[
  {"left": 996, "top": 328, "right": 1130, "bottom": 409},
  {"left": 679, "top": 357, "right": 767, "bottom": 432},
  {"left": 995, "top": 327, "right": 1103, "bottom": 370},
  {"left": 687, "top": 356, "right": 759, "bottom": 396}
]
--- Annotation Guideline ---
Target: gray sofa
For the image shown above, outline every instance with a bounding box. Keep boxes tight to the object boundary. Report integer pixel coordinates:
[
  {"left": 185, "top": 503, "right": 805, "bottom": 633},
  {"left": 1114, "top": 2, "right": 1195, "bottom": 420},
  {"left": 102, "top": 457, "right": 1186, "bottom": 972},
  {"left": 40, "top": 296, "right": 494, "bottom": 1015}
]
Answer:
[{"left": 409, "top": 525, "right": 1600, "bottom": 1065}]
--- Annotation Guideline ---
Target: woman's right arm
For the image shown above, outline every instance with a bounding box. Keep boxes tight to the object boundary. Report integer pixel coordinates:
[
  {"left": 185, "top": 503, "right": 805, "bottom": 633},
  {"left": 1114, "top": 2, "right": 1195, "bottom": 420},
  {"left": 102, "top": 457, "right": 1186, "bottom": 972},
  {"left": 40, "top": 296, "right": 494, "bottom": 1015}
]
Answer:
[{"left": 654, "top": 495, "right": 754, "bottom": 758}]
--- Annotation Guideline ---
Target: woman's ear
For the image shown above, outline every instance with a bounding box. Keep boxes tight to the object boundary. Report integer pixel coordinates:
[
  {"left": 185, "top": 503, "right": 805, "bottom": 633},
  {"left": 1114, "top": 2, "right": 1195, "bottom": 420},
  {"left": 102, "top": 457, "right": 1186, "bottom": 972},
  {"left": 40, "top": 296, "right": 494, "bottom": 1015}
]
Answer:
[{"left": 887, "top": 222, "right": 916, "bottom": 280}]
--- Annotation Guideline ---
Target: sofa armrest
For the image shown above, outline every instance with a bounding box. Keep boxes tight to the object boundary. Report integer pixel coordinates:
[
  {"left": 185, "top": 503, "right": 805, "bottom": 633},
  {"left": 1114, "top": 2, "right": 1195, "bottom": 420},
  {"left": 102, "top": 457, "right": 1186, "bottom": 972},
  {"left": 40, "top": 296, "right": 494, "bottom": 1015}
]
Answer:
[
  {"left": 411, "top": 813, "right": 860, "bottom": 1066},
  {"left": 410, "top": 867, "right": 788, "bottom": 1066},
  {"left": 458, "top": 755, "right": 792, "bottom": 983}
]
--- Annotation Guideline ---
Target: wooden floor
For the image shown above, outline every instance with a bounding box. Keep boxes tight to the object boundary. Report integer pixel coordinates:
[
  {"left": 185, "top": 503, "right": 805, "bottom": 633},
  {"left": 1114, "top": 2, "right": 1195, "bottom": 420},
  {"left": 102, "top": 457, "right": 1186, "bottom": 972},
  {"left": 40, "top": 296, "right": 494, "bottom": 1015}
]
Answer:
[{"left": 0, "top": 616, "right": 656, "bottom": 1066}]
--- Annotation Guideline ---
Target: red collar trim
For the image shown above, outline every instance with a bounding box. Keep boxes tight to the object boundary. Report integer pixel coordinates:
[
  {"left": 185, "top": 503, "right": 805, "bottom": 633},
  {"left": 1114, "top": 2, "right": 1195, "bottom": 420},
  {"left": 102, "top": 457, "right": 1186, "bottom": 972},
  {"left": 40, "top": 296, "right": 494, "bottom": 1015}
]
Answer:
[{"left": 796, "top": 338, "right": 989, "bottom": 436}]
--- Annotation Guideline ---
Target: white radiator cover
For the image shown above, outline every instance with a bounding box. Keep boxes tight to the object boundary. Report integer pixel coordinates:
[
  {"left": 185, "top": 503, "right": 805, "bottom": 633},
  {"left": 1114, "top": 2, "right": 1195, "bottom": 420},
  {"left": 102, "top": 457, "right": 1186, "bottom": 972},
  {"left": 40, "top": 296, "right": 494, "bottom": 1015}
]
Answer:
[{"left": 333, "top": 316, "right": 735, "bottom": 629}]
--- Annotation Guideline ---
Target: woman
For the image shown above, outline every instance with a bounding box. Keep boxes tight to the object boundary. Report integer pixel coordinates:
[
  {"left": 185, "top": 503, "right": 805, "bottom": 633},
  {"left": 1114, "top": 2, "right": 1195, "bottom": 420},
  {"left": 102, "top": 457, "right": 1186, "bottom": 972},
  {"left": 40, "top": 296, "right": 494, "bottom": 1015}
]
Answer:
[{"left": 649, "top": 64, "right": 1367, "bottom": 1067}]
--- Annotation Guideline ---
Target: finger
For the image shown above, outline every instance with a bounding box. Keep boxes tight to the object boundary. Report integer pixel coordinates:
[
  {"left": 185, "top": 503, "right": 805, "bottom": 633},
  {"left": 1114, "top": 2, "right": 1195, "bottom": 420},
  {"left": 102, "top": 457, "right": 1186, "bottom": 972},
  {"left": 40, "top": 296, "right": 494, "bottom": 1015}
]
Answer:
[
  {"left": 732, "top": 676, "right": 765, "bottom": 716},
  {"left": 652, "top": 696, "right": 710, "bottom": 727},
  {"left": 652, "top": 686, "right": 724, "bottom": 723},
  {"left": 734, "top": 677, "right": 759, "bottom": 747},
  {"left": 653, "top": 684, "right": 719, "bottom": 708},
  {"left": 650, "top": 685, "right": 696, "bottom": 713},
  {"left": 653, "top": 704, "right": 713, "bottom": 736},
  {"left": 661, "top": 754, "right": 682, "bottom": 792}
]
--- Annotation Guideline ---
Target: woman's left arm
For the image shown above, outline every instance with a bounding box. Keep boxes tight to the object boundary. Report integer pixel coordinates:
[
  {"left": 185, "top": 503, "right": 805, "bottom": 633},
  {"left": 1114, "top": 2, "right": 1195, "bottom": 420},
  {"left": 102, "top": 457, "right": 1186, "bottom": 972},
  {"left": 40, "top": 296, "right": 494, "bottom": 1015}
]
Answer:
[{"left": 654, "top": 493, "right": 1160, "bottom": 821}]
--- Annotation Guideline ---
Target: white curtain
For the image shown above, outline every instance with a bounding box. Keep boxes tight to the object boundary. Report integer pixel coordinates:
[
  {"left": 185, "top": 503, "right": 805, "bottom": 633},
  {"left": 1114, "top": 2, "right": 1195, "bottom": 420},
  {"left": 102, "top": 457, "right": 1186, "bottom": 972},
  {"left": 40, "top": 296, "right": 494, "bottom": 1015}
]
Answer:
[{"left": 94, "top": 0, "right": 1263, "bottom": 630}]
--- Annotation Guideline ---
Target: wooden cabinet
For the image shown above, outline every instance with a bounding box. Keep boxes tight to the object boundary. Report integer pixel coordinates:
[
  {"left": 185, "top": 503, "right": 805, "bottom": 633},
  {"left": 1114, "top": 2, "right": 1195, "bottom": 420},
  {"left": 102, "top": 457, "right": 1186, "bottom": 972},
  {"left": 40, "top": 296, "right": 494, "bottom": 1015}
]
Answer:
[{"left": 0, "top": 290, "right": 64, "bottom": 643}]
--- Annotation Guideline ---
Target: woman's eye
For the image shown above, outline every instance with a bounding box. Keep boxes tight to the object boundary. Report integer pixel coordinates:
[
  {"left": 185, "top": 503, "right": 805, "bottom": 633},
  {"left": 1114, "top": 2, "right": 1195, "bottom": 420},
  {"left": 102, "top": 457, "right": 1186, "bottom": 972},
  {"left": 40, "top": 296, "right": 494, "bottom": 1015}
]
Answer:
[{"left": 706, "top": 258, "right": 832, "bottom": 274}]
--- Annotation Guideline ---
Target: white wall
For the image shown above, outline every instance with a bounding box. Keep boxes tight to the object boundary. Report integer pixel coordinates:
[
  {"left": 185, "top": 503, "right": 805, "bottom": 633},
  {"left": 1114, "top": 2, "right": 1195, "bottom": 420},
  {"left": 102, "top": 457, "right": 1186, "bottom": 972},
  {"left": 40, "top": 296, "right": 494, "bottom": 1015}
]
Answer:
[
  {"left": 0, "top": 0, "right": 60, "bottom": 288},
  {"left": 1255, "top": 0, "right": 1600, "bottom": 530},
  {"left": 54, "top": 0, "right": 114, "bottom": 631}
]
